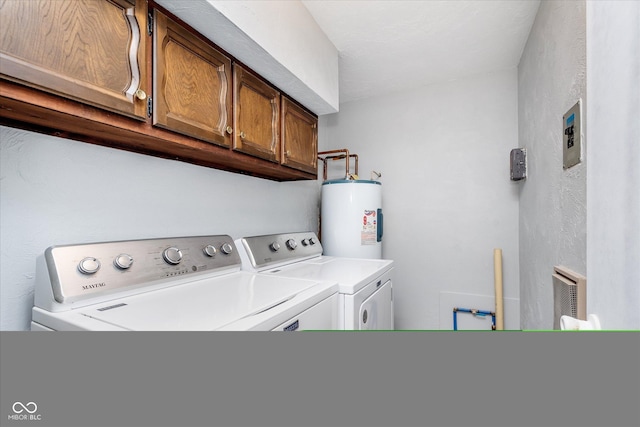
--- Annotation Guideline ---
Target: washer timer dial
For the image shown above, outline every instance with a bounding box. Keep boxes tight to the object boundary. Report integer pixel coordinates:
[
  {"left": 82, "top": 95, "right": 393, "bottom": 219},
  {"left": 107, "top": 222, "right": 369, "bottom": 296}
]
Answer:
[
  {"left": 162, "top": 247, "right": 183, "bottom": 265},
  {"left": 203, "top": 245, "right": 217, "bottom": 257}
]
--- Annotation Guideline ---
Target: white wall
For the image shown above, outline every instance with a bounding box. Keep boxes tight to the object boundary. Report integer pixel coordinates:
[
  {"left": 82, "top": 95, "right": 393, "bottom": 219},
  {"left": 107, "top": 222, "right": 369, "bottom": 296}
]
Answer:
[
  {"left": 0, "top": 127, "right": 321, "bottom": 330},
  {"left": 319, "top": 69, "right": 520, "bottom": 330},
  {"left": 586, "top": 1, "right": 640, "bottom": 329},
  {"left": 517, "top": 0, "right": 587, "bottom": 330}
]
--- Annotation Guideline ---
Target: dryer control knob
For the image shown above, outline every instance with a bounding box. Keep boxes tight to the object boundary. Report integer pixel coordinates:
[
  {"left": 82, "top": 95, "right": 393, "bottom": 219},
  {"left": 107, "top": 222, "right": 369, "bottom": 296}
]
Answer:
[
  {"left": 203, "top": 245, "right": 217, "bottom": 257},
  {"left": 114, "top": 254, "right": 134, "bottom": 270},
  {"left": 78, "top": 257, "right": 101, "bottom": 275},
  {"left": 309, "top": 237, "right": 317, "bottom": 245},
  {"left": 301, "top": 239, "right": 309, "bottom": 246},
  {"left": 220, "top": 242, "right": 233, "bottom": 255},
  {"left": 162, "top": 247, "right": 183, "bottom": 265},
  {"left": 286, "top": 239, "right": 297, "bottom": 250},
  {"left": 270, "top": 242, "right": 281, "bottom": 252}
]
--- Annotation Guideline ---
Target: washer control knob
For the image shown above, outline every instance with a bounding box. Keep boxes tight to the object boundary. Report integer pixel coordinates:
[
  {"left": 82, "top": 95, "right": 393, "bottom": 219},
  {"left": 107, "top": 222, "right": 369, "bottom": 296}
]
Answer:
[
  {"left": 309, "top": 237, "right": 317, "bottom": 245},
  {"left": 301, "top": 239, "right": 309, "bottom": 246},
  {"left": 286, "top": 239, "right": 297, "bottom": 250},
  {"left": 162, "top": 247, "right": 183, "bottom": 265},
  {"left": 270, "top": 242, "right": 281, "bottom": 252},
  {"left": 203, "top": 245, "right": 217, "bottom": 257},
  {"left": 114, "top": 254, "right": 134, "bottom": 270},
  {"left": 78, "top": 257, "right": 101, "bottom": 275},
  {"left": 220, "top": 242, "right": 233, "bottom": 255}
]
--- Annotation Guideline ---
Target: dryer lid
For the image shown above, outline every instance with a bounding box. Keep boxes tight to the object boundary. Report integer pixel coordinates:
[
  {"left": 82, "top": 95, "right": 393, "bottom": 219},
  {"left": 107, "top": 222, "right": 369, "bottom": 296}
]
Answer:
[{"left": 261, "top": 256, "right": 393, "bottom": 294}]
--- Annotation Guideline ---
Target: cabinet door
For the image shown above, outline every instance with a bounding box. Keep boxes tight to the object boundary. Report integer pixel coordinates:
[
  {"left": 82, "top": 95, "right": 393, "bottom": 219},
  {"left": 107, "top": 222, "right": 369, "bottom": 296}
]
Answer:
[
  {"left": 153, "top": 10, "right": 232, "bottom": 147},
  {"left": 0, "top": 0, "right": 148, "bottom": 119},
  {"left": 233, "top": 64, "right": 280, "bottom": 162},
  {"left": 281, "top": 97, "right": 318, "bottom": 174}
]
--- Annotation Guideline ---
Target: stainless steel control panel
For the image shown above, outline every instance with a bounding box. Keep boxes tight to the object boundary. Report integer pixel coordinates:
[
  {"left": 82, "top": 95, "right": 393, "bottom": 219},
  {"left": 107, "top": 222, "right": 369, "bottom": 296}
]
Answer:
[
  {"left": 41, "top": 235, "right": 241, "bottom": 304},
  {"left": 238, "top": 232, "right": 323, "bottom": 270}
]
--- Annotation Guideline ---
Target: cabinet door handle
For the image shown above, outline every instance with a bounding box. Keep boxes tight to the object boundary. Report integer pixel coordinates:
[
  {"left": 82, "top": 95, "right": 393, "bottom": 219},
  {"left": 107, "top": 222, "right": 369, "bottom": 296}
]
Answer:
[
  {"left": 135, "top": 89, "right": 147, "bottom": 100},
  {"left": 240, "top": 131, "right": 246, "bottom": 139},
  {"left": 225, "top": 126, "right": 233, "bottom": 134},
  {"left": 285, "top": 150, "right": 291, "bottom": 157}
]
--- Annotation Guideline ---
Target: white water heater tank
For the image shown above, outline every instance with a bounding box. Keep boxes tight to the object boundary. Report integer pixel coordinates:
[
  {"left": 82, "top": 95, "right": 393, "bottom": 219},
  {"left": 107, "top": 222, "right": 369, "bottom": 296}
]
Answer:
[{"left": 321, "top": 179, "right": 383, "bottom": 259}]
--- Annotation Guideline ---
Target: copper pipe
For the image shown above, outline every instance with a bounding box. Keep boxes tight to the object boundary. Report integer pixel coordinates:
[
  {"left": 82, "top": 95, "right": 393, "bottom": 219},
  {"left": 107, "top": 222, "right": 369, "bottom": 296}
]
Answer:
[
  {"left": 317, "top": 149, "right": 359, "bottom": 181},
  {"left": 318, "top": 149, "right": 349, "bottom": 180},
  {"left": 352, "top": 154, "right": 359, "bottom": 177}
]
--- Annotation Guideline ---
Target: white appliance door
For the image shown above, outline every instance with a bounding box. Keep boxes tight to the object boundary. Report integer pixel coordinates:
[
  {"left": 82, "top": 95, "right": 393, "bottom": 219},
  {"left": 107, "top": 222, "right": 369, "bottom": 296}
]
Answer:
[
  {"left": 359, "top": 280, "right": 393, "bottom": 330},
  {"left": 271, "top": 293, "right": 339, "bottom": 331}
]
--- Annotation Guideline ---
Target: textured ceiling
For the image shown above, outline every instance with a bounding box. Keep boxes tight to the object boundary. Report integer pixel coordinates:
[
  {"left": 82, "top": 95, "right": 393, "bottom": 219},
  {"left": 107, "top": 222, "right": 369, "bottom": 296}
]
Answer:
[{"left": 302, "top": 0, "right": 540, "bottom": 104}]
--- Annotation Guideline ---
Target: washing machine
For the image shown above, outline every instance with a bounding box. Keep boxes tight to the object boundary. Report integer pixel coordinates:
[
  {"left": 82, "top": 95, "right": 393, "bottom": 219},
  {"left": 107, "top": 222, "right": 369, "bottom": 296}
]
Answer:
[
  {"left": 31, "top": 234, "right": 339, "bottom": 331},
  {"left": 236, "top": 231, "right": 394, "bottom": 330}
]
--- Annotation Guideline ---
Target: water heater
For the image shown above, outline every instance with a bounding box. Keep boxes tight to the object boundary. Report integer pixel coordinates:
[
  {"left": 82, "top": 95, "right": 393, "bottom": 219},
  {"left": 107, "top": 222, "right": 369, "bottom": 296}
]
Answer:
[{"left": 320, "top": 179, "right": 383, "bottom": 259}]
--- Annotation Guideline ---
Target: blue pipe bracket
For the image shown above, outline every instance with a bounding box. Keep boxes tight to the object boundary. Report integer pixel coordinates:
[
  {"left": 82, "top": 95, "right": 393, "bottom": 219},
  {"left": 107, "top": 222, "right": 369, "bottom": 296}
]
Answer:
[{"left": 453, "top": 307, "right": 497, "bottom": 331}]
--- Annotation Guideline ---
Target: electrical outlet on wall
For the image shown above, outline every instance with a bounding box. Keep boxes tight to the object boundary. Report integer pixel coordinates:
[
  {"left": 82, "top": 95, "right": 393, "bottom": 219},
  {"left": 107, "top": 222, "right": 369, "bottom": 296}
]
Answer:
[{"left": 563, "top": 100, "right": 582, "bottom": 169}]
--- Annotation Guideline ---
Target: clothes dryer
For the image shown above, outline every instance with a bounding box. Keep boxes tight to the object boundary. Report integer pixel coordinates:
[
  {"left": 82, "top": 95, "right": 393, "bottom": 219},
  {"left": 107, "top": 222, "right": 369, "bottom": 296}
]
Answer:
[{"left": 236, "top": 232, "right": 394, "bottom": 330}]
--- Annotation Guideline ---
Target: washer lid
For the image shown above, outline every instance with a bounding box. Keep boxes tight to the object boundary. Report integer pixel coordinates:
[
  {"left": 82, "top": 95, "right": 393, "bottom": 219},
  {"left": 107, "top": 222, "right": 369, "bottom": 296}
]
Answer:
[
  {"left": 76, "top": 272, "right": 321, "bottom": 330},
  {"left": 262, "top": 256, "right": 393, "bottom": 294}
]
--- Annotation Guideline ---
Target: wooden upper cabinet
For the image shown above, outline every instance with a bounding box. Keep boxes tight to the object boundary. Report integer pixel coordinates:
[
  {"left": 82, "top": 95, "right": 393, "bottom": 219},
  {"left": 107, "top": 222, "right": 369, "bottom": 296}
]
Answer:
[
  {"left": 0, "top": 2, "right": 317, "bottom": 181},
  {"left": 281, "top": 97, "right": 318, "bottom": 174},
  {"left": 153, "top": 10, "right": 232, "bottom": 147},
  {"left": 0, "top": 0, "right": 148, "bottom": 120},
  {"left": 233, "top": 64, "right": 280, "bottom": 163}
]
